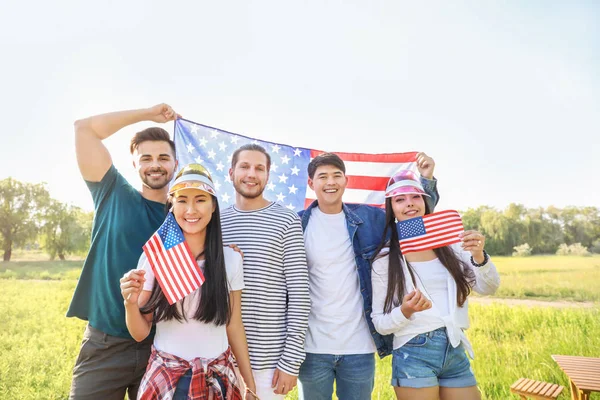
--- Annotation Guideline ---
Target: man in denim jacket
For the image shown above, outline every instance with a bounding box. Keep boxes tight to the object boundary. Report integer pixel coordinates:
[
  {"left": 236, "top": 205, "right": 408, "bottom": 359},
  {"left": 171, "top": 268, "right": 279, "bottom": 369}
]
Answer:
[{"left": 297, "top": 152, "right": 439, "bottom": 400}]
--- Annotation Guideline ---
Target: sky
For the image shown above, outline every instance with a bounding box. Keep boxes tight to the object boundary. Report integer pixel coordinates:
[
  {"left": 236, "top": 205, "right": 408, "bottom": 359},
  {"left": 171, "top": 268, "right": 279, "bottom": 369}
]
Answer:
[{"left": 1, "top": 1, "right": 598, "bottom": 213}]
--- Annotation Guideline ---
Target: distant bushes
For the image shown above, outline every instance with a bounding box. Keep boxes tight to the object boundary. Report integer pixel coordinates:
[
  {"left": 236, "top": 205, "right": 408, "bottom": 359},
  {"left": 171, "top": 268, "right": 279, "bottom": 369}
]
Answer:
[
  {"left": 512, "top": 243, "right": 532, "bottom": 257},
  {"left": 556, "top": 243, "right": 591, "bottom": 256}
]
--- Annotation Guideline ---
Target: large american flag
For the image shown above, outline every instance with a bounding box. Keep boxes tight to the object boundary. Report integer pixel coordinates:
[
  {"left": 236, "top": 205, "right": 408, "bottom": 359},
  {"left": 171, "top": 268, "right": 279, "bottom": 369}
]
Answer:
[
  {"left": 142, "top": 213, "right": 206, "bottom": 305},
  {"left": 174, "top": 118, "right": 419, "bottom": 211},
  {"left": 397, "top": 210, "right": 464, "bottom": 254}
]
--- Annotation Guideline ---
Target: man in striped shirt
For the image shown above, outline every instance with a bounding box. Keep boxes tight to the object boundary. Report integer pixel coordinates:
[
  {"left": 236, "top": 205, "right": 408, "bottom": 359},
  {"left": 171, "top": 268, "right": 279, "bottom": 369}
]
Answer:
[{"left": 221, "top": 144, "right": 310, "bottom": 400}]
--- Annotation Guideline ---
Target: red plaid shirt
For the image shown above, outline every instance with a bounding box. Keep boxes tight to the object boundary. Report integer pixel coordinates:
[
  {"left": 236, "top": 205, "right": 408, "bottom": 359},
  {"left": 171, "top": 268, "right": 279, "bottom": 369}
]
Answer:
[{"left": 138, "top": 346, "right": 243, "bottom": 400}]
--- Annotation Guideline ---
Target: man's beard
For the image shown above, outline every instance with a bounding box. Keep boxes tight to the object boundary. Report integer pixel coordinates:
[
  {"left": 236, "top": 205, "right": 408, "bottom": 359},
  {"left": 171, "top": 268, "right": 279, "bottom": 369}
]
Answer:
[
  {"left": 141, "top": 168, "right": 171, "bottom": 190},
  {"left": 232, "top": 180, "right": 265, "bottom": 199}
]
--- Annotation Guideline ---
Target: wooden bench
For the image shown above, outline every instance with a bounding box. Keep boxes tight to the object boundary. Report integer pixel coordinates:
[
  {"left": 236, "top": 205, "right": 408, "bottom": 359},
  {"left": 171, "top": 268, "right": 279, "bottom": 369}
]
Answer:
[{"left": 510, "top": 378, "right": 564, "bottom": 399}]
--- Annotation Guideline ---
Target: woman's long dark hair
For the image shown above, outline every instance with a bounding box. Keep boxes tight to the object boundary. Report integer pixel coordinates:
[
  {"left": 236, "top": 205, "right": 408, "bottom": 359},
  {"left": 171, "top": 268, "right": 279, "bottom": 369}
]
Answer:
[
  {"left": 373, "top": 197, "right": 474, "bottom": 314},
  {"left": 140, "top": 198, "right": 231, "bottom": 326}
]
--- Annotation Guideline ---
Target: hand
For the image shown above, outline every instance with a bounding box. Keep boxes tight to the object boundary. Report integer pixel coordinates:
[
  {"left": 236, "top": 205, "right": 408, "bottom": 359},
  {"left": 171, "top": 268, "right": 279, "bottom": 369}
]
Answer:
[
  {"left": 228, "top": 243, "right": 244, "bottom": 260},
  {"left": 244, "top": 388, "right": 259, "bottom": 400},
  {"left": 146, "top": 103, "right": 181, "bottom": 123},
  {"left": 120, "top": 269, "right": 146, "bottom": 305},
  {"left": 400, "top": 289, "right": 432, "bottom": 319},
  {"left": 271, "top": 368, "right": 297, "bottom": 396},
  {"left": 416, "top": 152, "right": 435, "bottom": 179},
  {"left": 460, "top": 230, "right": 485, "bottom": 263}
]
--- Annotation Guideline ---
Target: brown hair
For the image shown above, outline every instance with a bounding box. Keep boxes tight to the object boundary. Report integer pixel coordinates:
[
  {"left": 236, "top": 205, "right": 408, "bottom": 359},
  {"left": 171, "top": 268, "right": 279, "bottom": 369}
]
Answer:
[
  {"left": 129, "top": 127, "right": 176, "bottom": 156},
  {"left": 231, "top": 144, "right": 271, "bottom": 171},
  {"left": 307, "top": 153, "right": 346, "bottom": 179}
]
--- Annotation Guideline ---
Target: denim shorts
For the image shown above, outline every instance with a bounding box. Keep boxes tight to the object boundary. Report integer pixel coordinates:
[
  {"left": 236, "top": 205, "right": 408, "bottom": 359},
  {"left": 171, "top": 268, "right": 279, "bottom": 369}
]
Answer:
[{"left": 391, "top": 327, "right": 477, "bottom": 388}]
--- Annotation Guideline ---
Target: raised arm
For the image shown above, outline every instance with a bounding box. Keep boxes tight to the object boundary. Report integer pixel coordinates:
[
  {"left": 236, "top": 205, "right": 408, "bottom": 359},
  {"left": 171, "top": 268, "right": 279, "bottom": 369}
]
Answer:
[
  {"left": 74, "top": 104, "right": 179, "bottom": 182},
  {"left": 415, "top": 152, "right": 440, "bottom": 211}
]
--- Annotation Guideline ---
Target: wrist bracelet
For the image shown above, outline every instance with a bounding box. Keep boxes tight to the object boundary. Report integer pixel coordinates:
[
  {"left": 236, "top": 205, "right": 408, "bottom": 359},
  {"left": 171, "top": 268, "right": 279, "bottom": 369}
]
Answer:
[{"left": 470, "top": 250, "right": 489, "bottom": 267}]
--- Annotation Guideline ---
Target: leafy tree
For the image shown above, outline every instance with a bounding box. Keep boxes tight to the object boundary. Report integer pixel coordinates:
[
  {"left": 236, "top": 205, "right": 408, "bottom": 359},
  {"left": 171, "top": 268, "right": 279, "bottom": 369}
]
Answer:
[
  {"left": 39, "top": 200, "right": 93, "bottom": 260},
  {"left": 0, "top": 178, "right": 50, "bottom": 261}
]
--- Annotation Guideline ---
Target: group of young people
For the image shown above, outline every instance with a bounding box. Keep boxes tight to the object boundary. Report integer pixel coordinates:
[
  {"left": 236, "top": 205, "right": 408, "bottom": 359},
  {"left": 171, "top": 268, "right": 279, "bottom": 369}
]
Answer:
[{"left": 67, "top": 103, "right": 500, "bottom": 400}]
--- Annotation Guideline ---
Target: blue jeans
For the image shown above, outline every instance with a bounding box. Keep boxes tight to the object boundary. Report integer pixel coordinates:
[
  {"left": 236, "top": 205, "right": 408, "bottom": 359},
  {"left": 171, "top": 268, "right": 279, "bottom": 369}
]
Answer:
[
  {"left": 298, "top": 353, "right": 375, "bottom": 400},
  {"left": 391, "top": 327, "right": 477, "bottom": 388},
  {"left": 173, "top": 369, "right": 225, "bottom": 399}
]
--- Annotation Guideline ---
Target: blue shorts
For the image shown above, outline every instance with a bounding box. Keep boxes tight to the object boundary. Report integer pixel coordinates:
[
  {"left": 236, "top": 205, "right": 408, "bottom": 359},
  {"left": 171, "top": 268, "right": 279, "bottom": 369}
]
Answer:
[{"left": 391, "top": 327, "right": 477, "bottom": 389}]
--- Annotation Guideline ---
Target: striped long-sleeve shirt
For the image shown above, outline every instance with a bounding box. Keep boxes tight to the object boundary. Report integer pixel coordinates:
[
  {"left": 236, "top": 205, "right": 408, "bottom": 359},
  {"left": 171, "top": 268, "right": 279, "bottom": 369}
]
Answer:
[{"left": 220, "top": 202, "right": 310, "bottom": 376}]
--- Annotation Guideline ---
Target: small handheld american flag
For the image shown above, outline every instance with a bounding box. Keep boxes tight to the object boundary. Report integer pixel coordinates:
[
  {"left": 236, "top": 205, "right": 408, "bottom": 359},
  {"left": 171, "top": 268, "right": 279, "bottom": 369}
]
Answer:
[
  {"left": 397, "top": 210, "right": 464, "bottom": 254},
  {"left": 142, "top": 213, "right": 206, "bottom": 305}
]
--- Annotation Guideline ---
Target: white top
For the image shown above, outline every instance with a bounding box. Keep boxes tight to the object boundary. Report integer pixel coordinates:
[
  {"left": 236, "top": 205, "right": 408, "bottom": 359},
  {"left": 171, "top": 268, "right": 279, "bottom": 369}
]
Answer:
[
  {"left": 411, "top": 259, "right": 451, "bottom": 317},
  {"left": 371, "top": 243, "right": 500, "bottom": 358},
  {"left": 303, "top": 208, "right": 376, "bottom": 354},
  {"left": 138, "top": 246, "right": 244, "bottom": 361}
]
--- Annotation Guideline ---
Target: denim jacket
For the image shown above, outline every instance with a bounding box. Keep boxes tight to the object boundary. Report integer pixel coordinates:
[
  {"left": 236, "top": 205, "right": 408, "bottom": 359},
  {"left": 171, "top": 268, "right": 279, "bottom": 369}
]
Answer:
[{"left": 298, "top": 178, "right": 439, "bottom": 358}]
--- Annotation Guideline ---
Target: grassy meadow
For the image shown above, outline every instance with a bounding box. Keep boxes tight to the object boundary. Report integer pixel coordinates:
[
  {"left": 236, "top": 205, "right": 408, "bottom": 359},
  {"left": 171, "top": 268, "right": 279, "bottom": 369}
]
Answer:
[{"left": 0, "top": 255, "right": 599, "bottom": 399}]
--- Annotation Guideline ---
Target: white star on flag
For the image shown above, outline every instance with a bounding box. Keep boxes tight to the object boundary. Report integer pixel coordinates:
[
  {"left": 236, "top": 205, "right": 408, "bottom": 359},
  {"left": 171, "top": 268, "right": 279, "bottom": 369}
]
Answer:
[
  {"left": 276, "top": 192, "right": 286, "bottom": 202},
  {"left": 286, "top": 203, "right": 295, "bottom": 210},
  {"left": 214, "top": 180, "right": 221, "bottom": 190},
  {"left": 187, "top": 143, "right": 195, "bottom": 153},
  {"left": 221, "top": 193, "right": 230, "bottom": 203},
  {"left": 174, "top": 118, "right": 425, "bottom": 213}
]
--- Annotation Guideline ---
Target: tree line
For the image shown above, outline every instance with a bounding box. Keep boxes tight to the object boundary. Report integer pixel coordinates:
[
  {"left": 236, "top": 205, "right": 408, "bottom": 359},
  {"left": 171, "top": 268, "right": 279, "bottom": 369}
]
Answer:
[
  {"left": 1, "top": 178, "right": 598, "bottom": 261},
  {"left": 0, "top": 178, "right": 93, "bottom": 261}
]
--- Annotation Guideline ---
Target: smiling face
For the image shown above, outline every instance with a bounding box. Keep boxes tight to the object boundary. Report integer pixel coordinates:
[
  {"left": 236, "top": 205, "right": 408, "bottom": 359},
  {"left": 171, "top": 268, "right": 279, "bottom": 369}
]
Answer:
[
  {"left": 172, "top": 188, "right": 216, "bottom": 237},
  {"left": 229, "top": 150, "right": 269, "bottom": 199},
  {"left": 133, "top": 140, "right": 177, "bottom": 190},
  {"left": 391, "top": 193, "right": 426, "bottom": 222},
  {"left": 308, "top": 164, "right": 348, "bottom": 211}
]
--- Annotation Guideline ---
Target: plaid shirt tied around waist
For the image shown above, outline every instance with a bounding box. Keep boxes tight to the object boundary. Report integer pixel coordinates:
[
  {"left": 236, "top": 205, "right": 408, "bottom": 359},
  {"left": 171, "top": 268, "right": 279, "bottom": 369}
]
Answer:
[{"left": 138, "top": 345, "right": 243, "bottom": 400}]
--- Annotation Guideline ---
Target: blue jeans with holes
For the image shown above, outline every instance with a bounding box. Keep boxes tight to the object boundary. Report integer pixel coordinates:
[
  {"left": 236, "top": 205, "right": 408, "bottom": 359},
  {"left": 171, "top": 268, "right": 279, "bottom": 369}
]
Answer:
[{"left": 298, "top": 352, "right": 375, "bottom": 400}]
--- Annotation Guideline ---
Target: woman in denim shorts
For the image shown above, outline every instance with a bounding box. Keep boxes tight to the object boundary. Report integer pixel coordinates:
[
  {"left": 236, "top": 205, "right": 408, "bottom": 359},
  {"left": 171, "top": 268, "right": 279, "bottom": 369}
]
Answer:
[{"left": 370, "top": 169, "right": 500, "bottom": 400}]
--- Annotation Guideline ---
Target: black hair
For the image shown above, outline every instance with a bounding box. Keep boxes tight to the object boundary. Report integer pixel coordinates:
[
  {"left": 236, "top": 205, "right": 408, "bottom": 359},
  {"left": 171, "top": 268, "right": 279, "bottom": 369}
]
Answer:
[
  {"left": 140, "top": 197, "right": 231, "bottom": 325},
  {"left": 373, "top": 197, "right": 474, "bottom": 313},
  {"left": 307, "top": 152, "right": 346, "bottom": 179}
]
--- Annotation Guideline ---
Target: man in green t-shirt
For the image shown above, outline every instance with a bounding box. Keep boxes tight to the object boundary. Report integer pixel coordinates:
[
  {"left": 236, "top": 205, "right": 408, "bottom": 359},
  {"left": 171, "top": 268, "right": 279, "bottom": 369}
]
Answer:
[{"left": 67, "top": 104, "right": 179, "bottom": 399}]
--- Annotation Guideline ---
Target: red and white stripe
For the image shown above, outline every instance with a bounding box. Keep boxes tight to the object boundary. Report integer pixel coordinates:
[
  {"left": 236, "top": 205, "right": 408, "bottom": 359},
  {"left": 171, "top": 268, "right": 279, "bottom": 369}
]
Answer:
[
  {"left": 399, "top": 210, "right": 464, "bottom": 254},
  {"left": 142, "top": 234, "right": 205, "bottom": 305},
  {"left": 303, "top": 150, "right": 418, "bottom": 208}
]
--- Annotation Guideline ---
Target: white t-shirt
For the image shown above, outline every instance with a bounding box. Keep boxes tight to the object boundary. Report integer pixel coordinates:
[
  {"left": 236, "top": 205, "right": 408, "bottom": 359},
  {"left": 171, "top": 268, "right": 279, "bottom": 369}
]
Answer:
[
  {"left": 303, "top": 207, "right": 376, "bottom": 354},
  {"left": 411, "top": 259, "right": 451, "bottom": 317},
  {"left": 139, "top": 246, "right": 244, "bottom": 361}
]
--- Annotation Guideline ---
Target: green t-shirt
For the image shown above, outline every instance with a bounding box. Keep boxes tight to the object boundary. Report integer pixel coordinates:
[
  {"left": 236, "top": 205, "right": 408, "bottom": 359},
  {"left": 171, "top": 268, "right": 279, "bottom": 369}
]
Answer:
[{"left": 66, "top": 165, "right": 166, "bottom": 338}]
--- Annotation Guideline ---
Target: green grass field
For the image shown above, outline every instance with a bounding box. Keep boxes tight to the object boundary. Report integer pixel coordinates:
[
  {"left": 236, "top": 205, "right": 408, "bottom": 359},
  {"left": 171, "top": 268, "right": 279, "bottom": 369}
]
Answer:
[{"left": 1, "top": 255, "right": 599, "bottom": 399}]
